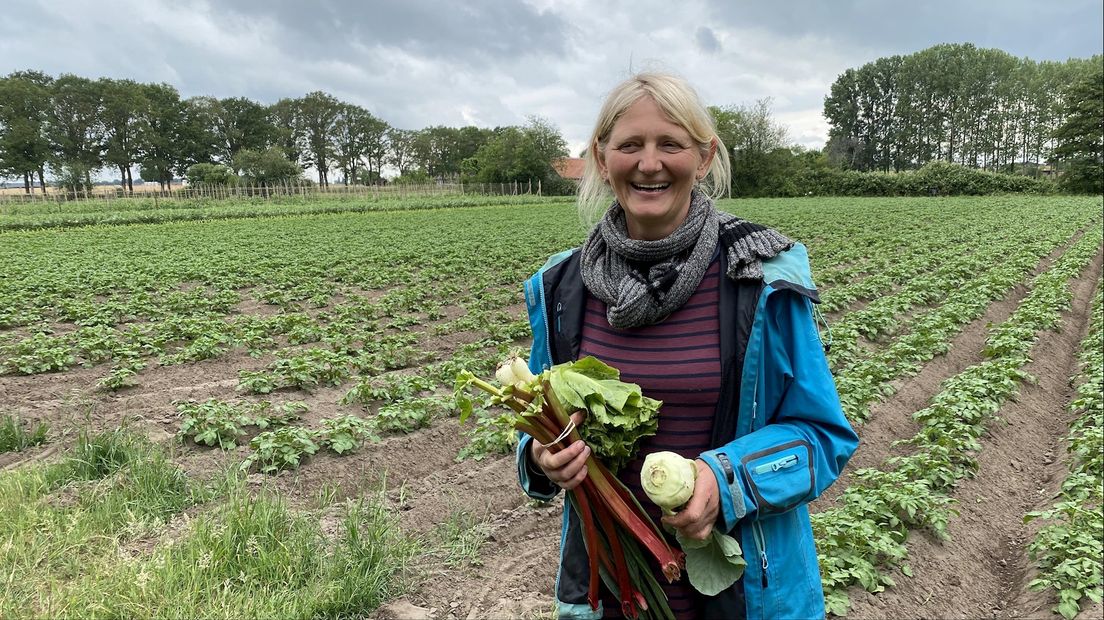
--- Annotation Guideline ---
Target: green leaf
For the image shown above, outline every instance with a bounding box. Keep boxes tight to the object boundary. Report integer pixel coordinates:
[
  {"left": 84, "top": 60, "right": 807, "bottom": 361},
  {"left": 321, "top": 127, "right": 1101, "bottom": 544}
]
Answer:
[
  {"left": 675, "top": 530, "right": 747, "bottom": 596},
  {"left": 1057, "top": 599, "right": 1080, "bottom": 619}
]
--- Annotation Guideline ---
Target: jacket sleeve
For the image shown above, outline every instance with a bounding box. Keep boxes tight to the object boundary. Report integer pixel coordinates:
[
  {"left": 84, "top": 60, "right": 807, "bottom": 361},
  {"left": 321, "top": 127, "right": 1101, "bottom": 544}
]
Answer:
[{"left": 700, "top": 290, "right": 858, "bottom": 532}]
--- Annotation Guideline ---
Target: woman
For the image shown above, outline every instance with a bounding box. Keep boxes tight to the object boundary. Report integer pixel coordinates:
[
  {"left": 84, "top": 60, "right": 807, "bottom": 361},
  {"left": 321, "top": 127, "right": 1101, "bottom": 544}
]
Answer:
[{"left": 516, "top": 72, "right": 858, "bottom": 620}]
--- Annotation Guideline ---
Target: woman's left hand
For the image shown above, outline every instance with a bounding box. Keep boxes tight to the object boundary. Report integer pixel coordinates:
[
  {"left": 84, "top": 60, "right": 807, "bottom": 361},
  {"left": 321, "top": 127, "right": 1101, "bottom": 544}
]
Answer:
[{"left": 661, "top": 459, "right": 719, "bottom": 541}]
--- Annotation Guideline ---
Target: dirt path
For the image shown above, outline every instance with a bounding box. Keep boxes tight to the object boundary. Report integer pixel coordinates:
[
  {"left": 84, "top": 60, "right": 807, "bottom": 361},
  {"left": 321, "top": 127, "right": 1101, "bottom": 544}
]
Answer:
[{"left": 844, "top": 248, "right": 1102, "bottom": 620}]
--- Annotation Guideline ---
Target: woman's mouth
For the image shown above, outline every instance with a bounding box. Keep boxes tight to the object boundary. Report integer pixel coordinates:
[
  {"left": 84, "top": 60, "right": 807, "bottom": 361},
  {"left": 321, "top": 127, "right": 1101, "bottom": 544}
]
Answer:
[{"left": 630, "top": 182, "right": 671, "bottom": 193}]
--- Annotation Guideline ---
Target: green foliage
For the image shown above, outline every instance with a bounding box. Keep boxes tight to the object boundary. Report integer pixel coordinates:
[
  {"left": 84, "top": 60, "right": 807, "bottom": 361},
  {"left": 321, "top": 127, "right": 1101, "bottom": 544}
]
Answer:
[
  {"left": 184, "top": 162, "right": 237, "bottom": 186},
  {"left": 1, "top": 332, "right": 76, "bottom": 374},
  {"left": 234, "top": 147, "right": 302, "bottom": 186},
  {"left": 374, "top": 397, "right": 450, "bottom": 433},
  {"left": 457, "top": 407, "right": 518, "bottom": 461},
  {"left": 318, "top": 415, "right": 377, "bottom": 454},
  {"left": 817, "top": 221, "right": 1103, "bottom": 613},
  {"left": 240, "top": 426, "right": 320, "bottom": 474},
  {"left": 1053, "top": 64, "right": 1104, "bottom": 195},
  {"left": 823, "top": 43, "right": 1099, "bottom": 175},
  {"left": 548, "top": 356, "right": 662, "bottom": 474},
  {"left": 177, "top": 398, "right": 305, "bottom": 449},
  {"left": 0, "top": 414, "right": 48, "bottom": 453},
  {"left": 461, "top": 117, "right": 570, "bottom": 194}
]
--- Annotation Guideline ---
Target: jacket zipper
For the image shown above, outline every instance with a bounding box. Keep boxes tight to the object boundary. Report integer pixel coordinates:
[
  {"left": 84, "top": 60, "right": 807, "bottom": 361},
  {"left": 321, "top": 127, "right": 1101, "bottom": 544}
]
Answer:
[
  {"left": 752, "top": 454, "right": 799, "bottom": 475},
  {"left": 539, "top": 282, "right": 552, "bottom": 367},
  {"left": 753, "top": 519, "right": 769, "bottom": 588},
  {"left": 749, "top": 379, "right": 759, "bottom": 432}
]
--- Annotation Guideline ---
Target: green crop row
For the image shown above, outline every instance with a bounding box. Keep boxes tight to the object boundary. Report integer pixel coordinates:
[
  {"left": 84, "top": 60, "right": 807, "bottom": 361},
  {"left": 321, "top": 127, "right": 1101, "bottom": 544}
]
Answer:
[
  {"left": 813, "top": 224, "right": 1102, "bottom": 616},
  {"left": 831, "top": 223, "right": 1086, "bottom": 422},
  {"left": 1023, "top": 280, "right": 1103, "bottom": 619}
]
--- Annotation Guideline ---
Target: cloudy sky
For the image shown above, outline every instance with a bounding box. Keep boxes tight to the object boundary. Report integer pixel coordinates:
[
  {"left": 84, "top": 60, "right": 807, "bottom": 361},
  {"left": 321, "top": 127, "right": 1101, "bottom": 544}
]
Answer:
[{"left": 2, "top": 0, "right": 1101, "bottom": 157}]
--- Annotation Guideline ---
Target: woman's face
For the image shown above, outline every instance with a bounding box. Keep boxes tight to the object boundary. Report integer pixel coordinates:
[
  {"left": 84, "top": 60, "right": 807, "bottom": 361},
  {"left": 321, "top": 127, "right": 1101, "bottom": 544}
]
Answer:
[{"left": 597, "top": 96, "right": 715, "bottom": 240}]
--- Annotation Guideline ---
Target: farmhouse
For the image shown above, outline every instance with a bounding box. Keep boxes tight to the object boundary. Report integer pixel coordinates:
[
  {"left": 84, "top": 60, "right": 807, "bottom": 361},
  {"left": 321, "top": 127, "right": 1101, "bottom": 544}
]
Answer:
[{"left": 552, "top": 157, "right": 585, "bottom": 186}]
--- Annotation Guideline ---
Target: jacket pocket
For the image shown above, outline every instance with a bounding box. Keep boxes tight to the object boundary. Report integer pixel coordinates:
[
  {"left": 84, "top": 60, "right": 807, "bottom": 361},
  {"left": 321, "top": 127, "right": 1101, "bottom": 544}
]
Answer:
[{"left": 741, "top": 440, "right": 814, "bottom": 514}]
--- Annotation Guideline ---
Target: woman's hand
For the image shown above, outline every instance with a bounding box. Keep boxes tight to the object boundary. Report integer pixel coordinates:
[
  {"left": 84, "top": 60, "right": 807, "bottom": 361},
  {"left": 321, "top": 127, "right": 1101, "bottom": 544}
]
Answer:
[
  {"left": 662, "top": 459, "right": 720, "bottom": 540},
  {"left": 530, "top": 411, "right": 590, "bottom": 491}
]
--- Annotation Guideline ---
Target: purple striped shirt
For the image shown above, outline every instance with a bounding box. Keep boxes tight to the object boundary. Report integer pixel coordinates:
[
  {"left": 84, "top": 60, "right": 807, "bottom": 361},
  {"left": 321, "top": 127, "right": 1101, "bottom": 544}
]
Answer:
[{"left": 580, "top": 258, "right": 722, "bottom": 620}]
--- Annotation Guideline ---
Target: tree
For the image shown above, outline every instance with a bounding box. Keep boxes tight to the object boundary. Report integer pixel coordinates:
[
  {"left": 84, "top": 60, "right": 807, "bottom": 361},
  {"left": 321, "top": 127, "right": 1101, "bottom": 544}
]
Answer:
[
  {"left": 269, "top": 97, "right": 307, "bottom": 169},
  {"left": 178, "top": 96, "right": 221, "bottom": 172},
  {"left": 48, "top": 74, "right": 105, "bottom": 191},
  {"left": 297, "top": 91, "right": 342, "bottom": 186},
  {"left": 410, "top": 125, "right": 492, "bottom": 179},
  {"left": 711, "top": 100, "right": 790, "bottom": 196},
  {"left": 138, "top": 82, "right": 185, "bottom": 190},
  {"left": 99, "top": 78, "right": 146, "bottom": 192},
  {"left": 332, "top": 103, "right": 389, "bottom": 185},
  {"left": 386, "top": 128, "right": 417, "bottom": 176},
  {"left": 1052, "top": 64, "right": 1104, "bottom": 194},
  {"left": 212, "top": 96, "right": 275, "bottom": 170},
  {"left": 462, "top": 117, "right": 568, "bottom": 192},
  {"left": 0, "top": 70, "right": 52, "bottom": 193},
  {"left": 823, "top": 44, "right": 1097, "bottom": 173}
]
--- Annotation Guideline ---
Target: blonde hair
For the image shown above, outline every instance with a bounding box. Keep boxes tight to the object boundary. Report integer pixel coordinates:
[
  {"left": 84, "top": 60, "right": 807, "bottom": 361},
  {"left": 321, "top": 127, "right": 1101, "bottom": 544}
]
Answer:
[{"left": 577, "top": 72, "right": 731, "bottom": 226}]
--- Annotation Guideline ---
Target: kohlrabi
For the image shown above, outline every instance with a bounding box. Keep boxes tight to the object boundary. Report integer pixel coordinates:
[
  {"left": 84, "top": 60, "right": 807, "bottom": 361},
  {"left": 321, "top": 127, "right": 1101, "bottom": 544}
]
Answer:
[{"left": 642, "top": 451, "right": 747, "bottom": 597}]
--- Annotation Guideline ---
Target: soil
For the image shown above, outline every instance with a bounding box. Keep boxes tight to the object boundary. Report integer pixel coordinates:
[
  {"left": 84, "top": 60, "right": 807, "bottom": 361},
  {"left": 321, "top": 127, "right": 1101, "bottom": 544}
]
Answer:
[{"left": 2, "top": 244, "right": 1101, "bottom": 620}]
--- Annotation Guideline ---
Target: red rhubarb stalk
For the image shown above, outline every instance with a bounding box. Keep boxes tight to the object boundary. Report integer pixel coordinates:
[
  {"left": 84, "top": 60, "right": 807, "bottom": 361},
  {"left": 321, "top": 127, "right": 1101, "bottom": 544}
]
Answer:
[
  {"left": 567, "top": 489, "right": 603, "bottom": 611},
  {"left": 593, "top": 490, "right": 640, "bottom": 618}
]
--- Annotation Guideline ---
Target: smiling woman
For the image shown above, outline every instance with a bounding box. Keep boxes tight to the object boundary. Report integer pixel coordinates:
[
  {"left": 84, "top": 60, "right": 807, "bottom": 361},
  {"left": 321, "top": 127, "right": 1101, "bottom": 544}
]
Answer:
[
  {"left": 595, "top": 96, "right": 717, "bottom": 240},
  {"left": 578, "top": 72, "right": 733, "bottom": 230},
  {"left": 516, "top": 72, "right": 858, "bottom": 620}
]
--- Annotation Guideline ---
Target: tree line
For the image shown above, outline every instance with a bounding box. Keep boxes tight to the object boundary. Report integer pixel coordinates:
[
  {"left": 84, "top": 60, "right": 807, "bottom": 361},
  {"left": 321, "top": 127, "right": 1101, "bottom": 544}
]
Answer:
[
  {"left": 2, "top": 42, "right": 1099, "bottom": 198},
  {"left": 822, "top": 43, "right": 1101, "bottom": 175},
  {"left": 0, "top": 71, "right": 571, "bottom": 194}
]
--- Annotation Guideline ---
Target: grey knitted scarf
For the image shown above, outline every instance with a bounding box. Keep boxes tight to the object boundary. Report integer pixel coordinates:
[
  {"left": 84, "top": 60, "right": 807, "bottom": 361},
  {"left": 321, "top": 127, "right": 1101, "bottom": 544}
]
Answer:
[{"left": 580, "top": 189, "right": 794, "bottom": 329}]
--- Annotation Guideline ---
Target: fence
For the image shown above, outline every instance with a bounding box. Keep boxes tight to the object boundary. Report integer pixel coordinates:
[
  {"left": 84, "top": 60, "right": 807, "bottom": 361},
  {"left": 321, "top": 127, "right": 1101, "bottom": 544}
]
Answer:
[{"left": 0, "top": 178, "right": 542, "bottom": 205}]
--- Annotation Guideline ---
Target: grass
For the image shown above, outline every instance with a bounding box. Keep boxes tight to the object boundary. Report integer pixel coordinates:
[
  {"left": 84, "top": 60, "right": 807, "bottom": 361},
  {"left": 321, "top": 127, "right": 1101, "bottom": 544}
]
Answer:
[
  {"left": 0, "top": 414, "right": 48, "bottom": 453},
  {"left": 0, "top": 426, "right": 419, "bottom": 619},
  {"left": 435, "top": 508, "right": 493, "bottom": 568}
]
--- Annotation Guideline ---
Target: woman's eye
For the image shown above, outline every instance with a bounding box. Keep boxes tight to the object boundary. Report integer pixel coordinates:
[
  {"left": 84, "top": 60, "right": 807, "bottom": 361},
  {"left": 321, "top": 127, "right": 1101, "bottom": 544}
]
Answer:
[
  {"left": 662, "top": 141, "right": 685, "bottom": 151},
  {"left": 616, "top": 143, "right": 640, "bottom": 153}
]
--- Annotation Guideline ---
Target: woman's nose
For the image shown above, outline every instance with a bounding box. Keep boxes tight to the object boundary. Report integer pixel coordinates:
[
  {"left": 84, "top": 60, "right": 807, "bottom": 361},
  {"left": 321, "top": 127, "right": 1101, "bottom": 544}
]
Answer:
[{"left": 637, "top": 146, "right": 662, "bottom": 174}]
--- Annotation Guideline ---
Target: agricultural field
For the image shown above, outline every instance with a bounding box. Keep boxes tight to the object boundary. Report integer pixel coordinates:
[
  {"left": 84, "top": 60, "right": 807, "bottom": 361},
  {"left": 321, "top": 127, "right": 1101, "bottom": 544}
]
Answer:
[{"left": 0, "top": 194, "right": 1101, "bottom": 619}]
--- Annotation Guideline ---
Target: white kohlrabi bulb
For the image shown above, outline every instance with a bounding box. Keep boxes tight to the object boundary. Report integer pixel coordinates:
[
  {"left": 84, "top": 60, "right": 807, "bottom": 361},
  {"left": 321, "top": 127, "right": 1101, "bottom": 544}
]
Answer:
[{"left": 641, "top": 451, "right": 696, "bottom": 513}]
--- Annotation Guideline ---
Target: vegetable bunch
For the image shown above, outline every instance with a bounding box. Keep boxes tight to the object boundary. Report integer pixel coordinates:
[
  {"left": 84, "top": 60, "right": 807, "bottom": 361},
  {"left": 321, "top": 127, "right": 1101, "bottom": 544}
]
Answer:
[{"left": 456, "top": 355, "right": 682, "bottom": 619}]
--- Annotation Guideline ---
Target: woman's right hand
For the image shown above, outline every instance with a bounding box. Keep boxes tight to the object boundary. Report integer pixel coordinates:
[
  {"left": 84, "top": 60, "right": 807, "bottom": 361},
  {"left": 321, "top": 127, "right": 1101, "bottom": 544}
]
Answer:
[{"left": 530, "top": 411, "right": 590, "bottom": 490}]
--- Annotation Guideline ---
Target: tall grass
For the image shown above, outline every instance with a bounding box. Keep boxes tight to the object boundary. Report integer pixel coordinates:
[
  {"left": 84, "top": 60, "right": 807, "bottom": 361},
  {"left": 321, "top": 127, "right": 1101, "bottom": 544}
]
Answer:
[
  {"left": 0, "top": 427, "right": 418, "bottom": 618},
  {"left": 0, "top": 414, "right": 48, "bottom": 453}
]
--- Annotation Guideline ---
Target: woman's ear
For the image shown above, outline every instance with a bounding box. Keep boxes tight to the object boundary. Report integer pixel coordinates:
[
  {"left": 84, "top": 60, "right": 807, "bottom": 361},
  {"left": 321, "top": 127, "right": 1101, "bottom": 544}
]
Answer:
[
  {"left": 699, "top": 138, "right": 718, "bottom": 174},
  {"left": 594, "top": 139, "right": 609, "bottom": 180}
]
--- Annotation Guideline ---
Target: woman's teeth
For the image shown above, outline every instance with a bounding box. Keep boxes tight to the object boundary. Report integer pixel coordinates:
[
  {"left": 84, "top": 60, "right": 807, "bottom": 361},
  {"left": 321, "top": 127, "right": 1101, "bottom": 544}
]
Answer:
[{"left": 632, "top": 183, "right": 670, "bottom": 192}]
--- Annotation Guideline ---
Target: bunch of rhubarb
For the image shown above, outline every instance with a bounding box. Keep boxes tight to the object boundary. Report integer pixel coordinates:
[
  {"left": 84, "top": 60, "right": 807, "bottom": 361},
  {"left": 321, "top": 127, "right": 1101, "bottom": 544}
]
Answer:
[{"left": 456, "top": 356, "right": 684, "bottom": 619}]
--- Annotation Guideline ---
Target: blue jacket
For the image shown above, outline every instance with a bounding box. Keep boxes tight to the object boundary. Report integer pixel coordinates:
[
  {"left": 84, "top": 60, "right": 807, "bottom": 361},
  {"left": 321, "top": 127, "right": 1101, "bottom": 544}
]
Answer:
[{"left": 516, "top": 236, "right": 858, "bottom": 620}]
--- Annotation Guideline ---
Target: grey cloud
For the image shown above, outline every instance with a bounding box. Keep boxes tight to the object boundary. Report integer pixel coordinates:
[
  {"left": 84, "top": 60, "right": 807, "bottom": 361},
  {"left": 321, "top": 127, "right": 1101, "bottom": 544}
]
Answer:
[
  {"left": 219, "top": 0, "right": 570, "bottom": 67},
  {"left": 695, "top": 26, "right": 721, "bottom": 54},
  {"left": 708, "top": 0, "right": 1102, "bottom": 61}
]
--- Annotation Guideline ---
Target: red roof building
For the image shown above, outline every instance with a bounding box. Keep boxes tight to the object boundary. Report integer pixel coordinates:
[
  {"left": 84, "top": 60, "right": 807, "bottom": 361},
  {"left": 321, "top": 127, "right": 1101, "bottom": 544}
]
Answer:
[{"left": 552, "top": 157, "right": 586, "bottom": 181}]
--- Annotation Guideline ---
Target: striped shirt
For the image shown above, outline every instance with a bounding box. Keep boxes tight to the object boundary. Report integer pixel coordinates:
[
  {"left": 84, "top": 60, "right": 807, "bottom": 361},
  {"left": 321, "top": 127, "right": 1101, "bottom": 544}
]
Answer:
[{"left": 581, "top": 257, "right": 722, "bottom": 620}]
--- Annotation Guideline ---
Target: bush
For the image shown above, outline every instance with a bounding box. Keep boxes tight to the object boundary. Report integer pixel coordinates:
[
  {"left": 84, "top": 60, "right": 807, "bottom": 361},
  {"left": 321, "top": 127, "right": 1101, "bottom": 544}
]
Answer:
[
  {"left": 234, "top": 148, "right": 304, "bottom": 187},
  {"left": 185, "top": 163, "right": 237, "bottom": 186},
  {"left": 784, "top": 161, "right": 1057, "bottom": 197}
]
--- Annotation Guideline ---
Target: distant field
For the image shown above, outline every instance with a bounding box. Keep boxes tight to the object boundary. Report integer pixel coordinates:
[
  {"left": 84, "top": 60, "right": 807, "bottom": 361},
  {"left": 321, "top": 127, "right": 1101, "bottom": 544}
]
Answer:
[{"left": 1, "top": 195, "right": 1100, "bottom": 619}]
